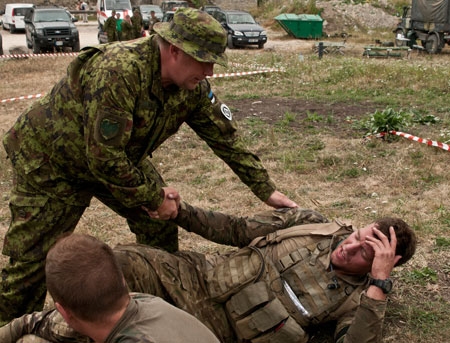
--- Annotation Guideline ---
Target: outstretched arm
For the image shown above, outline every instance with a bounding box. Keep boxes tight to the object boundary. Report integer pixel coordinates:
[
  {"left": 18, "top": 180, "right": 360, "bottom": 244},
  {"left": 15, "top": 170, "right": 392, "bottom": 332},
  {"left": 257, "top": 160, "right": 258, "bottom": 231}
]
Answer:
[{"left": 172, "top": 202, "right": 328, "bottom": 247}]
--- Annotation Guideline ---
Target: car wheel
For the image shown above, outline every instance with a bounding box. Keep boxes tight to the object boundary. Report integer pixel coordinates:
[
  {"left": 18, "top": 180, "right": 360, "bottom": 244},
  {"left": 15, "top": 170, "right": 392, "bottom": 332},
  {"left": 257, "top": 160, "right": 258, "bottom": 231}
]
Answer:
[
  {"left": 10, "top": 24, "right": 15, "bottom": 34},
  {"left": 227, "top": 34, "right": 234, "bottom": 49},
  {"left": 32, "top": 40, "right": 41, "bottom": 54},
  {"left": 258, "top": 42, "right": 265, "bottom": 49},
  {"left": 73, "top": 41, "right": 80, "bottom": 52},
  {"left": 0, "top": 35, "right": 3, "bottom": 55}
]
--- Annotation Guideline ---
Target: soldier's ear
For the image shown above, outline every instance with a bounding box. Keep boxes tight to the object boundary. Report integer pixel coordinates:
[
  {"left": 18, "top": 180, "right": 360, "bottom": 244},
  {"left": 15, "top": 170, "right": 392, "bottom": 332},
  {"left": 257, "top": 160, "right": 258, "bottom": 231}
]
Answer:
[{"left": 55, "top": 302, "right": 72, "bottom": 323}]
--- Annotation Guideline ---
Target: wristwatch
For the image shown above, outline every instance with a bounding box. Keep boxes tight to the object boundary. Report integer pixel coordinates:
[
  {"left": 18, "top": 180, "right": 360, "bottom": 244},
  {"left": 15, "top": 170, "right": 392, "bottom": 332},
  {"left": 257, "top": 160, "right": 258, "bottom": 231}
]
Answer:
[{"left": 369, "top": 277, "right": 393, "bottom": 294}]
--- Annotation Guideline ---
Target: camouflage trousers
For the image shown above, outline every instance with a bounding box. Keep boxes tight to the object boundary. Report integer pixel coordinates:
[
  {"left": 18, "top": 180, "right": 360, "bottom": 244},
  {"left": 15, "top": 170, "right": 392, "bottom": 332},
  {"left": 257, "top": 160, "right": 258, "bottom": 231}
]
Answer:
[
  {"left": 113, "top": 206, "right": 329, "bottom": 343},
  {"left": 0, "top": 172, "right": 178, "bottom": 326}
]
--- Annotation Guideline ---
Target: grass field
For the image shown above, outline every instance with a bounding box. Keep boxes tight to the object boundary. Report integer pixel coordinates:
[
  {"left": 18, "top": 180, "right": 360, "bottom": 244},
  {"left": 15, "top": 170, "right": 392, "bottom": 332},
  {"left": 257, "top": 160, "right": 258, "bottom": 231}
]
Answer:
[{"left": 0, "top": 33, "right": 449, "bottom": 341}]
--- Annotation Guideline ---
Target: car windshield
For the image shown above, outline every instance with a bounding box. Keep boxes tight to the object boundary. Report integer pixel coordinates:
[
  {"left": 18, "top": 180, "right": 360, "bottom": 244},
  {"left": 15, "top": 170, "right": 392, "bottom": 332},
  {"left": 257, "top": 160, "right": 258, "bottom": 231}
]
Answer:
[
  {"left": 227, "top": 13, "right": 256, "bottom": 25},
  {"left": 34, "top": 11, "right": 70, "bottom": 22},
  {"left": 13, "top": 8, "right": 33, "bottom": 16},
  {"left": 140, "top": 5, "right": 162, "bottom": 14},
  {"left": 106, "top": 0, "right": 132, "bottom": 11}
]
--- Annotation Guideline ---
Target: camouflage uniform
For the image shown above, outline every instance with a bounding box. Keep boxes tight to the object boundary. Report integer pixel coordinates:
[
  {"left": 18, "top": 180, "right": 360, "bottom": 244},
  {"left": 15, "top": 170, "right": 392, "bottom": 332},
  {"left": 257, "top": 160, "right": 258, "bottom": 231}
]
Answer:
[
  {"left": 113, "top": 205, "right": 388, "bottom": 343},
  {"left": 0, "top": 207, "right": 387, "bottom": 342},
  {"left": 103, "top": 14, "right": 117, "bottom": 42},
  {"left": 131, "top": 11, "right": 143, "bottom": 38},
  {"left": 0, "top": 293, "right": 219, "bottom": 343},
  {"left": 0, "top": 9, "right": 275, "bottom": 324},
  {"left": 120, "top": 18, "right": 134, "bottom": 41}
]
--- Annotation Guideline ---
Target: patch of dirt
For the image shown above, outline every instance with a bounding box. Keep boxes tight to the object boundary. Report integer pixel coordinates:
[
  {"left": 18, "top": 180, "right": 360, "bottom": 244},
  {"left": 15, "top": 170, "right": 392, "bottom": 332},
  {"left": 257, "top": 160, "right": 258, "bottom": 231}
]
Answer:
[{"left": 227, "top": 97, "right": 379, "bottom": 138}]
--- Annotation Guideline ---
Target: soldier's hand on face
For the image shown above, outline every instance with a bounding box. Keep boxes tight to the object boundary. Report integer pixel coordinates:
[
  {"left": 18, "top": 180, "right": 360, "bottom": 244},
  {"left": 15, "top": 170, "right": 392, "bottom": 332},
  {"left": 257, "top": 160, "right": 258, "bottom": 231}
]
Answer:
[
  {"left": 142, "top": 187, "right": 180, "bottom": 220},
  {"left": 265, "top": 190, "right": 298, "bottom": 209},
  {"left": 366, "top": 226, "right": 402, "bottom": 280}
]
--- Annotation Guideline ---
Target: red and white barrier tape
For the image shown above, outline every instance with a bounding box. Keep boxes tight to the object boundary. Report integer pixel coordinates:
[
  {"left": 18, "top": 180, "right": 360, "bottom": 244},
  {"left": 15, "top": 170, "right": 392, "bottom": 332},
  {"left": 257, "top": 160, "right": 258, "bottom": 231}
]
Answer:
[
  {"left": 1, "top": 94, "right": 44, "bottom": 103},
  {"left": 0, "top": 52, "right": 79, "bottom": 59},
  {"left": 1, "top": 68, "right": 283, "bottom": 103},
  {"left": 377, "top": 131, "right": 449, "bottom": 152},
  {"left": 209, "top": 68, "right": 283, "bottom": 78}
]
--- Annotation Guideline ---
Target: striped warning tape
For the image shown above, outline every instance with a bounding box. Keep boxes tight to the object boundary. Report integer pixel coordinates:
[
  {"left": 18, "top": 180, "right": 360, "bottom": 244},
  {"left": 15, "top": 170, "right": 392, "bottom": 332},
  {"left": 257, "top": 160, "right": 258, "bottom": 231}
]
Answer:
[
  {"left": 209, "top": 68, "right": 284, "bottom": 78},
  {"left": 0, "top": 52, "right": 79, "bottom": 59},
  {"left": 377, "top": 131, "right": 449, "bottom": 152},
  {"left": 1, "top": 68, "right": 283, "bottom": 103},
  {"left": 1, "top": 94, "right": 44, "bottom": 103}
]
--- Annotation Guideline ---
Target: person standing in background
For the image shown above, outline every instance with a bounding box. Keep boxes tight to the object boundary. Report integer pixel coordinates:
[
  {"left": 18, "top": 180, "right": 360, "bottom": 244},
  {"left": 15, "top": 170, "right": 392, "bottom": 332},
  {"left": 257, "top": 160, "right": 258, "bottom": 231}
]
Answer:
[
  {"left": 115, "top": 12, "right": 123, "bottom": 40},
  {"left": 103, "top": 9, "right": 118, "bottom": 42},
  {"left": 131, "top": 8, "right": 144, "bottom": 38},
  {"left": 121, "top": 14, "right": 134, "bottom": 41}
]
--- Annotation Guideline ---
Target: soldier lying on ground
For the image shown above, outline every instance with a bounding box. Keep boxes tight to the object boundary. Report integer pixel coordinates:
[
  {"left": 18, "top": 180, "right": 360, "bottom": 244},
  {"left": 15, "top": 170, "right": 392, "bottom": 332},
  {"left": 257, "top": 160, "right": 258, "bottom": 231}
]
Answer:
[
  {"left": 0, "top": 233, "right": 219, "bottom": 343},
  {"left": 0, "top": 204, "right": 416, "bottom": 343}
]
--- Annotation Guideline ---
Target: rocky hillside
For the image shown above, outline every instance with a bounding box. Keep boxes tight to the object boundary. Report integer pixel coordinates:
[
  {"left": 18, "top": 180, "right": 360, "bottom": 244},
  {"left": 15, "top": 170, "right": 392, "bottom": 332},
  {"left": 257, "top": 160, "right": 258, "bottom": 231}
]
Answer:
[{"left": 316, "top": 0, "right": 400, "bottom": 34}]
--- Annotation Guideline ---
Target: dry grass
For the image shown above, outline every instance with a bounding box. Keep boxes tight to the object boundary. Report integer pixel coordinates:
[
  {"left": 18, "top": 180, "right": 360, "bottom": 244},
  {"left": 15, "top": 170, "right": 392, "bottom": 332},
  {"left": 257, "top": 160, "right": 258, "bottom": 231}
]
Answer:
[{"left": 1, "top": 35, "right": 449, "bottom": 342}]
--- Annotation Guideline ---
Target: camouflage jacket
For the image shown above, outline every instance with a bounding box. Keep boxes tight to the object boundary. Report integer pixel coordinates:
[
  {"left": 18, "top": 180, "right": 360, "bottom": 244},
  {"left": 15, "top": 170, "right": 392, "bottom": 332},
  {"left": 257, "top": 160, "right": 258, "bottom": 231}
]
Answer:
[
  {"left": 103, "top": 16, "right": 117, "bottom": 42},
  {"left": 0, "top": 293, "right": 219, "bottom": 343},
  {"left": 3, "top": 36, "right": 275, "bottom": 209}
]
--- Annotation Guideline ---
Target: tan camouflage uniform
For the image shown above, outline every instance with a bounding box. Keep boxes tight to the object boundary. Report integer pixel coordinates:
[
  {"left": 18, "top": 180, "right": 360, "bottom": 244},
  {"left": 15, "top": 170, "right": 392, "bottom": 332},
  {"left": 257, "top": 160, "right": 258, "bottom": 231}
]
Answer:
[
  {"left": 0, "top": 293, "right": 219, "bottom": 343},
  {"left": 0, "top": 11, "right": 276, "bottom": 324},
  {"left": 113, "top": 205, "right": 388, "bottom": 343}
]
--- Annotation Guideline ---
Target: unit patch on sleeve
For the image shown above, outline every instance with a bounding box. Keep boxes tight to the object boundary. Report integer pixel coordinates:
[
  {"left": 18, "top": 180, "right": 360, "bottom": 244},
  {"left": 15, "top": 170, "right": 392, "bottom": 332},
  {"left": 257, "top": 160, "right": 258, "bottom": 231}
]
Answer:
[{"left": 221, "top": 104, "right": 232, "bottom": 121}]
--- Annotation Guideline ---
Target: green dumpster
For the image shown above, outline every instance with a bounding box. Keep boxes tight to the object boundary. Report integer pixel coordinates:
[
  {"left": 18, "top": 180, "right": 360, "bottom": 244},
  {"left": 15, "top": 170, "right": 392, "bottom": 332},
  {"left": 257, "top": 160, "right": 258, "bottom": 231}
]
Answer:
[{"left": 275, "top": 14, "right": 323, "bottom": 39}]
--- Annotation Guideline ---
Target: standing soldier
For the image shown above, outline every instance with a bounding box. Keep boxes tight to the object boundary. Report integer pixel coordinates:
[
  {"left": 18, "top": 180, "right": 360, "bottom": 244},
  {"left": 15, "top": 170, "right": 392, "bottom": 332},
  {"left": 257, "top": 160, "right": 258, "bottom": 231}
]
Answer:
[
  {"left": 0, "top": 8, "right": 297, "bottom": 326},
  {"left": 121, "top": 14, "right": 134, "bottom": 41},
  {"left": 103, "top": 9, "right": 117, "bottom": 42},
  {"left": 148, "top": 10, "right": 160, "bottom": 34},
  {"left": 131, "top": 8, "right": 144, "bottom": 38}
]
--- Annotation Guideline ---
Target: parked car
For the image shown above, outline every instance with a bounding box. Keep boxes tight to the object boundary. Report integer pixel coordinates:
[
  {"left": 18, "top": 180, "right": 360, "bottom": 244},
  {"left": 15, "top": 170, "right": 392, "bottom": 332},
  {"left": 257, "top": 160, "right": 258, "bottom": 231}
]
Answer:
[
  {"left": 139, "top": 4, "right": 163, "bottom": 30},
  {"left": 162, "top": 10, "right": 175, "bottom": 22},
  {"left": 2, "top": 3, "right": 34, "bottom": 33},
  {"left": 24, "top": 7, "right": 80, "bottom": 54},
  {"left": 160, "top": 1, "right": 188, "bottom": 14},
  {"left": 212, "top": 10, "right": 267, "bottom": 49},
  {"left": 201, "top": 5, "right": 221, "bottom": 16}
]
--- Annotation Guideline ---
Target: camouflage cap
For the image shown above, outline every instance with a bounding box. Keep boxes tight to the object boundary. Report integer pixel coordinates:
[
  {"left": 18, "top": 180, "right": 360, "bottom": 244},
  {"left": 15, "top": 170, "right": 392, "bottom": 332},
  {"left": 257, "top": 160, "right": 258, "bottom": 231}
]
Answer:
[{"left": 153, "top": 8, "right": 227, "bottom": 67}]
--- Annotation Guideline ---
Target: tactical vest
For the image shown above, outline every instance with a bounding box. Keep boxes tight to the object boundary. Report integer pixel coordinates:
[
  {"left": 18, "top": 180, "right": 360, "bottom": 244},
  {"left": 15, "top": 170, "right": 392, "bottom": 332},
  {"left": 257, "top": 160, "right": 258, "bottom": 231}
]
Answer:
[{"left": 206, "top": 220, "right": 366, "bottom": 343}]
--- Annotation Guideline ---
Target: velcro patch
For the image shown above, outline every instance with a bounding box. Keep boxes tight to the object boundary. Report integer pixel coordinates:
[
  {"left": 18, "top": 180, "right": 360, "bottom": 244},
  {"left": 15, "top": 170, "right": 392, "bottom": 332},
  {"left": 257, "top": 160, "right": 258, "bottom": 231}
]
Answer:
[
  {"left": 100, "top": 118, "right": 121, "bottom": 140},
  {"left": 221, "top": 104, "right": 232, "bottom": 120}
]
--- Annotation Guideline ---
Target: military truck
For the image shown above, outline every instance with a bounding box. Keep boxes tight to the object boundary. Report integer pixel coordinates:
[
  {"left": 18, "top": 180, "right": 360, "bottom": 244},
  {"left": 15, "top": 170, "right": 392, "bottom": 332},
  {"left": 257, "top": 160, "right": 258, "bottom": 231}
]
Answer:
[{"left": 394, "top": 0, "right": 450, "bottom": 53}]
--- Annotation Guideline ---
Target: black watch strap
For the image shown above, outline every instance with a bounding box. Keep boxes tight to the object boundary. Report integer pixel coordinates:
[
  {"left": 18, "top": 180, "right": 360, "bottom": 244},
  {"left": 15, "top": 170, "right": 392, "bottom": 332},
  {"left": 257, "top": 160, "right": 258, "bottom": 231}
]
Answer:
[{"left": 369, "top": 277, "right": 393, "bottom": 294}]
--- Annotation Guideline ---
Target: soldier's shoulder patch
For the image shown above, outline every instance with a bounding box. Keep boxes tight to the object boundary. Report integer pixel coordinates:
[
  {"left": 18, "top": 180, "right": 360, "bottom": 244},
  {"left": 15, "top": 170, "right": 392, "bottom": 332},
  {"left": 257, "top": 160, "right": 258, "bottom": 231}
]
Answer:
[
  {"left": 100, "top": 118, "right": 121, "bottom": 140},
  {"left": 220, "top": 104, "right": 232, "bottom": 121},
  {"left": 94, "top": 113, "right": 128, "bottom": 146}
]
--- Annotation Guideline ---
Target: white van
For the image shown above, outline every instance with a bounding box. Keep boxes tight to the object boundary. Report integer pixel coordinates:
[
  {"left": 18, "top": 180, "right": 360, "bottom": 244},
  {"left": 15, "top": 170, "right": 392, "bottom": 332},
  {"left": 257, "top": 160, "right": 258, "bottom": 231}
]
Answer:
[
  {"left": 2, "top": 3, "right": 34, "bottom": 33},
  {"left": 97, "top": 0, "right": 133, "bottom": 30}
]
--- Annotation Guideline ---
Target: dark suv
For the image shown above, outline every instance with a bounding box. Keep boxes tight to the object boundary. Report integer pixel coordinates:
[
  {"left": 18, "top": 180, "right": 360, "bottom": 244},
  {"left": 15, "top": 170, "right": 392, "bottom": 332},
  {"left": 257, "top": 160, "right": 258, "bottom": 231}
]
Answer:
[
  {"left": 212, "top": 10, "right": 267, "bottom": 49},
  {"left": 24, "top": 7, "right": 80, "bottom": 54}
]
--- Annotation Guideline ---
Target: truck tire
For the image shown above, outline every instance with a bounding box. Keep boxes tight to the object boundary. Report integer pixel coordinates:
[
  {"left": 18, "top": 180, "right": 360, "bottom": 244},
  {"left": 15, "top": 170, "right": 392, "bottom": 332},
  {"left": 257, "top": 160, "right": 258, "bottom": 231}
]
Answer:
[
  {"left": 227, "top": 34, "right": 234, "bottom": 49},
  {"left": 73, "top": 41, "right": 81, "bottom": 52},
  {"left": 425, "top": 33, "right": 441, "bottom": 54},
  {"left": 32, "top": 40, "right": 41, "bottom": 54}
]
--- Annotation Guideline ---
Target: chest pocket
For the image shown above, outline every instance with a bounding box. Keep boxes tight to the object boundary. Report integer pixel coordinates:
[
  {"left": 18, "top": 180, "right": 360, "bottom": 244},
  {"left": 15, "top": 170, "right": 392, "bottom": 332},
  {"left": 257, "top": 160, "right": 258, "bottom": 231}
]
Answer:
[{"left": 278, "top": 239, "right": 355, "bottom": 325}]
